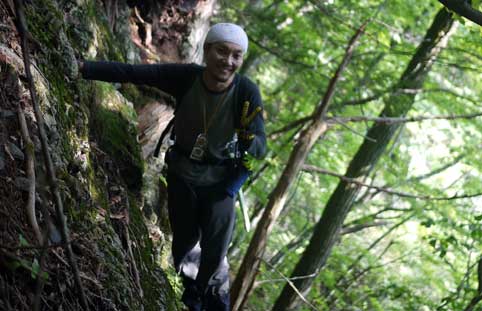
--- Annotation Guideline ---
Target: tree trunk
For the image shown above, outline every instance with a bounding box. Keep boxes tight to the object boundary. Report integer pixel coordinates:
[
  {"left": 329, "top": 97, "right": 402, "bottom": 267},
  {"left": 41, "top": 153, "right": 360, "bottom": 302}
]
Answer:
[
  {"left": 463, "top": 256, "right": 482, "bottom": 311},
  {"left": 272, "top": 8, "right": 455, "bottom": 310},
  {"left": 134, "top": 1, "right": 216, "bottom": 222},
  {"left": 134, "top": 0, "right": 217, "bottom": 157},
  {"left": 438, "top": 0, "right": 482, "bottom": 26},
  {"left": 230, "top": 22, "right": 369, "bottom": 311},
  {"left": 129, "top": 0, "right": 215, "bottom": 64},
  {"left": 463, "top": 295, "right": 482, "bottom": 311}
]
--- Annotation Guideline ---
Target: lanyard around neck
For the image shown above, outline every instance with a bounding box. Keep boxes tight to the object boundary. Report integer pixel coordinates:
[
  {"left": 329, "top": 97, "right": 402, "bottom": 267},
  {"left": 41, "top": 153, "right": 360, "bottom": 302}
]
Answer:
[{"left": 203, "top": 89, "right": 229, "bottom": 135}]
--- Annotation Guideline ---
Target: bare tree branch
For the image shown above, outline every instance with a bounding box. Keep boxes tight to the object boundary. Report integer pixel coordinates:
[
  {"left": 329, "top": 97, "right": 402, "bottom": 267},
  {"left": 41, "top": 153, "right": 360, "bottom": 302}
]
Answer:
[
  {"left": 339, "top": 91, "right": 389, "bottom": 106},
  {"left": 123, "top": 197, "right": 143, "bottom": 299},
  {"left": 437, "top": 258, "right": 479, "bottom": 310},
  {"left": 330, "top": 248, "right": 416, "bottom": 309},
  {"left": 327, "top": 215, "right": 414, "bottom": 308},
  {"left": 327, "top": 111, "right": 482, "bottom": 124},
  {"left": 255, "top": 272, "right": 318, "bottom": 286},
  {"left": 478, "top": 256, "right": 482, "bottom": 294},
  {"left": 344, "top": 206, "right": 410, "bottom": 228},
  {"left": 268, "top": 115, "right": 313, "bottom": 139},
  {"left": 270, "top": 88, "right": 480, "bottom": 141},
  {"left": 352, "top": 154, "right": 465, "bottom": 208},
  {"left": 329, "top": 117, "right": 377, "bottom": 142},
  {"left": 268, "top": 224, "right": 312, "bottom": 267},
  {"left": 343, "top": 213, "right": 414, "bottom": 280},
  {"left": 250, "top": 36, "right": 320, "bottom": 70},
  {"left": 445, "top": 47, "right": 482, "bottom": 62},
  {"left": 438, "top": 0, "right": 482, "bottom": 26},
  {"left": 340, "top": 87, "right": 480, "bottom": 107},
  {"left": 287, "top": 90, "right": 479, "bottom": 143},
  {"left": 340, "top": 221, "right": 389, "bottom": 235},
  {"left": 16, "top": 103, "right": 42, "bottom": 244},
  {"left": 409, "top": 154, "right": 465, "bottom": 182},
  {"left": 260, "top": 257, "right": 320, "bottom": 311},
  {"left": 422, "top": 88, "right": 481, "bottom": 106},
  {"left": 303, "top": 164, "right": 482, "bottom": 201}
]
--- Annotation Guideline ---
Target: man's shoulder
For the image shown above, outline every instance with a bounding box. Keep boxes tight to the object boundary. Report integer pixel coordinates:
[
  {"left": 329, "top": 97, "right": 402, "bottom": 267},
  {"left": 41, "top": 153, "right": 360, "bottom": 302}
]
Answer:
[
  {"left": 162, "top": 63, "right": 204, "bottom": 75},
  {"left": 235, "top": 74, "right": 261, "bottom": 102},
  {"left": 236, "top": 74, "right": 260, "bottom": 93}
]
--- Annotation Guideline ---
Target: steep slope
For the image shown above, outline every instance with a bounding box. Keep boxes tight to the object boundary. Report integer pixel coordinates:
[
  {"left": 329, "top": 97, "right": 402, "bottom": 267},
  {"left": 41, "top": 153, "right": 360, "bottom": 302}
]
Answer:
[{"left": 0, "top": 0, "right": 214, "bottom": 309}]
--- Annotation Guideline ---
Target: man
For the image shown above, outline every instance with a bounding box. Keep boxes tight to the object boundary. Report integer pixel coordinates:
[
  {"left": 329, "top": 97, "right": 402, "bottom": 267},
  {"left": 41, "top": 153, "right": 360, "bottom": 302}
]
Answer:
[{"left": 80, "top": 23, "right": 266, "bottom": 310}]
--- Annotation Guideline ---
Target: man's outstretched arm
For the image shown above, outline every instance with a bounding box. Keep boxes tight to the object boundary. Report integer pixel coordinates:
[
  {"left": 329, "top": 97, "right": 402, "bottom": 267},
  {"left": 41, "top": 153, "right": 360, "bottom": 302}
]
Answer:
[{"left": 78, "top": 60, "right": 197, "bottom": 98}]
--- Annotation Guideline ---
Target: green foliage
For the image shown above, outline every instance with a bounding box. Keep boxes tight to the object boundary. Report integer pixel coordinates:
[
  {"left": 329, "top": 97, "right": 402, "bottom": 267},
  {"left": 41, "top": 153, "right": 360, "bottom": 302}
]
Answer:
[
  {"left": 18, "top": 234, "right": 29, "bottom": 247},
  {"left": 30, "top": 258, "right": 49, "bottom": 281},
  {"left": 221, "top": 0, "right": 482, "bottom": 310}
]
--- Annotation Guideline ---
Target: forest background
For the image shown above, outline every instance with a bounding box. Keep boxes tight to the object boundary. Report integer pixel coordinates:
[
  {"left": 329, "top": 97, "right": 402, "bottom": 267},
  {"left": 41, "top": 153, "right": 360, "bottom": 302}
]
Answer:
[
  {"left": 224, "top": 1, "right": 482, "bottom": 310},
  {"left": 0, "top": 0, "right": 482, "bottom": 311}
]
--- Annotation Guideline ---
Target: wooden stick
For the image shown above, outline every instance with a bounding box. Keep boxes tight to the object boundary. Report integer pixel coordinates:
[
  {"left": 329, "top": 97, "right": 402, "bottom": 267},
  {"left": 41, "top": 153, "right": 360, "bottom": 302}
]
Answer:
[{"left": 16, "top": 104, "right": 42, "bottom": 244}]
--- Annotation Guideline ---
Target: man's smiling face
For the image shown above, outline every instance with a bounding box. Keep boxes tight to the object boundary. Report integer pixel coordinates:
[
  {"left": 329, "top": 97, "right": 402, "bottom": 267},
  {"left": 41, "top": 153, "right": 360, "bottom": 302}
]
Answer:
[{"left": 204, "top": 41, "right": 244, "bottom": 84}]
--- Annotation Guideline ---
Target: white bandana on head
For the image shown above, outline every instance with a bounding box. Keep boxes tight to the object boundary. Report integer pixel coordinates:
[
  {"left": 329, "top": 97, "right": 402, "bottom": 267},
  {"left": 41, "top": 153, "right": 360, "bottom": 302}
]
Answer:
[{"left": 204, "top": 23, "right": 248, "bottom": 53}]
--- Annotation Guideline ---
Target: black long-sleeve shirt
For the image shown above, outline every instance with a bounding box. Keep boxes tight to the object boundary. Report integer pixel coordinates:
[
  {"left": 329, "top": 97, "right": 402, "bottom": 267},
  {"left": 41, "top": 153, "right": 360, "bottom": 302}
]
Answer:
[{"left": 82, "top": 61, "right": 266, "bottom": 185}]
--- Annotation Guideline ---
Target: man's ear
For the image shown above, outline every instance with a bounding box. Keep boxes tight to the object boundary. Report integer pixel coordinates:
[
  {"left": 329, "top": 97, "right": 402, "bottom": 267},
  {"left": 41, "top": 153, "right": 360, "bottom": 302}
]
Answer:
[
  {"left": 202, "top": 43, "right": 211, "bottom": 64},
  {"left": 203, "top": 43, "right": 212, "bottom": 54}
]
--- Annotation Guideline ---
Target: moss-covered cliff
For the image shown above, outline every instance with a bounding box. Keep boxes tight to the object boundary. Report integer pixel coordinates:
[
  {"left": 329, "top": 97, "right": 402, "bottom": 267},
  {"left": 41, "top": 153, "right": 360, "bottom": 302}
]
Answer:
[{"left": 0, "top": 0, "right": 213, "bottom": 309}]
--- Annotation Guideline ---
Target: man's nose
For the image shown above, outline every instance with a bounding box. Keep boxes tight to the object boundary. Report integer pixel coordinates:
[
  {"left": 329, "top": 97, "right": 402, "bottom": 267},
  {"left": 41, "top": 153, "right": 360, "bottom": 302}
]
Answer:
[{"left": 222, "top": 54, "right": 234, "bottom": 66}]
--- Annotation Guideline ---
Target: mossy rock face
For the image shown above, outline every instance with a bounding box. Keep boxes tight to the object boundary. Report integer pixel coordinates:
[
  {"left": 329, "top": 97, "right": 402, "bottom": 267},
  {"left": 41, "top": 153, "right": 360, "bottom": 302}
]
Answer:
[
  {"left": 90, "top": 82, "right": 144, "bottom": 192},
  {"left": 128, "top": 196, "right": 180, "bottom": 311},
  {"left": 1, "top": 0, "right": 179, "bottom": 309},
  {"left": 120, "top": 83, "right": 175, "bottom": 110}
]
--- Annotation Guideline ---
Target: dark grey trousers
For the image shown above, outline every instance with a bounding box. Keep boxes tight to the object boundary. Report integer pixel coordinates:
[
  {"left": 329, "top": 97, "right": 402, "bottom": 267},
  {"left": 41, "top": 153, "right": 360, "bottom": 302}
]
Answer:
[{"left": 167, "top": 172, "right": 235, "bottom": 310}]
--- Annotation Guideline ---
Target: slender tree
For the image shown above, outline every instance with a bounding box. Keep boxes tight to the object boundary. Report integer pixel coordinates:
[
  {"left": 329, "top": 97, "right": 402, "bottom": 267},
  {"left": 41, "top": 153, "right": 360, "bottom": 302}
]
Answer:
[
  {"left": 230, "top": 21, "right": 369, "bottom": 311},
  {"left": 463, "top": 256, "right": 482, "bottom": 311},
  {"left": 273, "top": 8, "right": 456, "bottom": 310}
]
